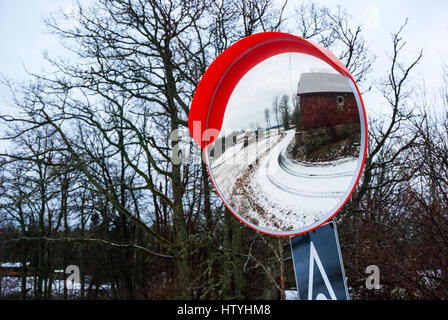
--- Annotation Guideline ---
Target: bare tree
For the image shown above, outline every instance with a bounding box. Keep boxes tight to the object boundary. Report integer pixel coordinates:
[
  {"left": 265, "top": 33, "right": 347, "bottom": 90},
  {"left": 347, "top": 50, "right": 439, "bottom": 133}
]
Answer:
[
  {"left": 337, "top": 19, "right": 425, "bottom": 298},
  {"left": 279, "top": 94, "right": 290, "bottom": 130},
  {"left": 293, "top": 1, "right": 375, "bottom": 85},
  {"left": 272, "top": 95, "right": 280, "bottom": 133},
  {"left": 264, "top": 107, "right": 271, "bottom": 128}
]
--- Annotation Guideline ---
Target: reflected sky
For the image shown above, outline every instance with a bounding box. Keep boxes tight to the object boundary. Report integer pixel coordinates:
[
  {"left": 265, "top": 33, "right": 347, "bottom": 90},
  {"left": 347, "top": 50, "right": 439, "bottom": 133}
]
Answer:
[{"left": 220, "top": 53, "right": 338, "bottom": 135}]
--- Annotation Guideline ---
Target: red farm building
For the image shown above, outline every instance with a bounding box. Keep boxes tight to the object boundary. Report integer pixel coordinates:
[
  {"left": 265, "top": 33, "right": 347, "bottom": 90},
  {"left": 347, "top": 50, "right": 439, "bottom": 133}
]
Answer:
[{"left": 295, "top": 72, "right": 360, "bottom": 153}]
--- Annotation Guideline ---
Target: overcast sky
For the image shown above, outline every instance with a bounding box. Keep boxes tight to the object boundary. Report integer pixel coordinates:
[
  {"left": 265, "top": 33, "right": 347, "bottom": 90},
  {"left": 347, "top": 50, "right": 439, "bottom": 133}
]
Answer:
[
  {"left": 0, "top": 0, "right": 75, "bottom": 91},
  {"left": 1, "top": 0, "right": 448, "bottom": 143}
]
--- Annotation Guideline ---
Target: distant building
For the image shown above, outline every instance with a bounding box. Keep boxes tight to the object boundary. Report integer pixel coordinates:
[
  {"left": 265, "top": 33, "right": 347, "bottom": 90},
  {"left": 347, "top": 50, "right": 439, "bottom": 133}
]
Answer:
[
  {"left": 294, "top": 73, "right": 360, "bottom": 154},
  {"left": 297, "top": 72, "right": 358, "bottom": 130}
]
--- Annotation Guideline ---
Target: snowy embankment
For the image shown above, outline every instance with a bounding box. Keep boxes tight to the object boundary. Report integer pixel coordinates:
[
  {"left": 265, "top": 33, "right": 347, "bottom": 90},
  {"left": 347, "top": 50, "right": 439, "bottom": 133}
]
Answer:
[{"left": 210, "top": 130, "right": 358, "bottom": 231}]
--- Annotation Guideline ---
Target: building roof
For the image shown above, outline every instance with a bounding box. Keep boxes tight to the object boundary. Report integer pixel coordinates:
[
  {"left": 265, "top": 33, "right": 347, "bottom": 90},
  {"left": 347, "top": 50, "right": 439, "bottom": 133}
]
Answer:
[{"left": 297, "top": 72, "right": 352, "bottom": 95}]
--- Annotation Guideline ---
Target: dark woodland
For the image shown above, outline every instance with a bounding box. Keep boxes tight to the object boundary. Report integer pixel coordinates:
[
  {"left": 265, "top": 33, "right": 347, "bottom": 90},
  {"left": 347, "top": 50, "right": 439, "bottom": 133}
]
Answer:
[{"left": 0, "top": 0, "right": 447, "bottom": 300}]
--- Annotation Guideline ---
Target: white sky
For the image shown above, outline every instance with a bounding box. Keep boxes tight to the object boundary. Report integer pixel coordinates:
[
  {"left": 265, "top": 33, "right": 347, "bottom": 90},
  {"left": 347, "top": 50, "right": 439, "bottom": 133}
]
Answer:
[
  {"left": 0, "top": 0, "right": 75, "bottom": 84},
  {"left": 1, "top": 0, "right": 448, "bottom": 142},
  {"left": 0, "top": 0, "right": 77, "bottom": 151}
]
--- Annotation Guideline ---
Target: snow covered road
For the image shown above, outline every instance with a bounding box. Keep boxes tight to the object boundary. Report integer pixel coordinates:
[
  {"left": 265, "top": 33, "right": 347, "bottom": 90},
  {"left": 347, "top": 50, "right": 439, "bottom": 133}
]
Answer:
[
  {"left": 255, "top": 130, "right": 357, "bottom": 213},
  {"left": 209, "top": 130, "right": 359, "bottom": 231}
]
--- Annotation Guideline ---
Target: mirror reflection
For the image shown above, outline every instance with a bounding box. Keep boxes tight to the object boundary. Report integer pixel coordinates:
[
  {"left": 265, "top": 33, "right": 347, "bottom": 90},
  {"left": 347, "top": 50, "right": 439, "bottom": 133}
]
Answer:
[{"left": 207, "top": 53, "right": 362, "bottom": 232}]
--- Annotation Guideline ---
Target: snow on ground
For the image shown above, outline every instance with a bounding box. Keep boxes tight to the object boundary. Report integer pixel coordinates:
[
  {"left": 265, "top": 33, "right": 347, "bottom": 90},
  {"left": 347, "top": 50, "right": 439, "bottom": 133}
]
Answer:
[
  {"left": 0, "top": 276, "right": 111, "bottom": 298},
  {"left": 284, "top": 290, "right": 299, "bottom": 300},
  {"left": 0, "top": 276, "right": 78, "bottom": 297},
  {"left": 209, "top": 130, "right": 358, "bottom": 231}
]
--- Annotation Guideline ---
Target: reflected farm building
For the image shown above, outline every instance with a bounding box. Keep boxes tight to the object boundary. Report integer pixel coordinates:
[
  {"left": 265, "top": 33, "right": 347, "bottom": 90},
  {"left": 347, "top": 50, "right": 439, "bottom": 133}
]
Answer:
[{"left": 295, "top": 72, "right": 360, "bottom": 154}]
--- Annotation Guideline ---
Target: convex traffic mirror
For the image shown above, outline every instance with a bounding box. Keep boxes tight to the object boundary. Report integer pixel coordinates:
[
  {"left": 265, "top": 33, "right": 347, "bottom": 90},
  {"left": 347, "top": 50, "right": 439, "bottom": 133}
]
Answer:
[{"left": 189, "top": 32, "right": 367, "bottom": 236}]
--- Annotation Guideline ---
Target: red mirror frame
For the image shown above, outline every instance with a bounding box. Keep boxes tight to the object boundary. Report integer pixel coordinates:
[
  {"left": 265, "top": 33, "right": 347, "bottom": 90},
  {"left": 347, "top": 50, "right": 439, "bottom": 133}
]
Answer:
[{"left": 188, "top": 32, "right": 368, "bottom": 236}]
